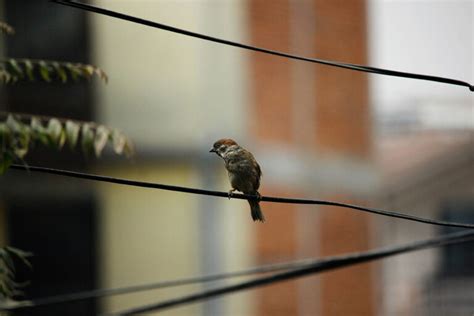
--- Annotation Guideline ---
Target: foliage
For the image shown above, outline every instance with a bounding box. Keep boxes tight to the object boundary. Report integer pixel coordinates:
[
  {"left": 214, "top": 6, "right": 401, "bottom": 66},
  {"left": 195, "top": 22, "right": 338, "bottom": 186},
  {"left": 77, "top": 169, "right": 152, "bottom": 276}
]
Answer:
[
  {"left": 0, "top": 59, "right": 108, "bottom": 84},
  {"left": 0, "top": 21, "right": 107, "bottom": 84},
  {"left": 0, "top": 247, "right": 32, "bottom": 298},
  {"left": 0, "top": 19, "right": 131, "bottom": 175},
  {"left": 0, "top": 113, "right": 134, "bottom": 174},
  {"left": 0, "top": 16, "right": 133, "bottom": 301}
]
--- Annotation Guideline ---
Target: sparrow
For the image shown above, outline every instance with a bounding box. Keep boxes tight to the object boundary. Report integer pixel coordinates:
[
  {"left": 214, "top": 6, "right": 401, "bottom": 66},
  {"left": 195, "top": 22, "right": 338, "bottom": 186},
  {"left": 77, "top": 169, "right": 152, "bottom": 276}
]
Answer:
[{"left": 210, "top": 138, "right": 265, "bottom": 222}]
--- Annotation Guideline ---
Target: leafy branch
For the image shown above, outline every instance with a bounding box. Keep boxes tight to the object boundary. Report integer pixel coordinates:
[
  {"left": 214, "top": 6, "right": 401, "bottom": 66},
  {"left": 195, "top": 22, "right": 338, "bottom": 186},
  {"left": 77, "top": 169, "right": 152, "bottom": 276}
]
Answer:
[
  {"left": 0, "top": 17, "right": 124, "bottom": 303},
  {"left": 0, "top": 59, "right": 108, "bottom": 84},
  {"left": 0, "top": 247, "right": 32, "bottom": 298},
  {"left": 0, "top": 113, "right": 134, "bottom": 174}
]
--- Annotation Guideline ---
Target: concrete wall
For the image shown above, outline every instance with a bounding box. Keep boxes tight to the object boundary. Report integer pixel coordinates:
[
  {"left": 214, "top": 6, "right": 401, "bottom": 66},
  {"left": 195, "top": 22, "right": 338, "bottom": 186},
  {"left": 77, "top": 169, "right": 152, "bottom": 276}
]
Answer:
[
  {"left": 91, "top": 2, "right": 254, "bottom": 314},
  {"left": 91, "top": 0, "right": 248, "bottom": 150}
]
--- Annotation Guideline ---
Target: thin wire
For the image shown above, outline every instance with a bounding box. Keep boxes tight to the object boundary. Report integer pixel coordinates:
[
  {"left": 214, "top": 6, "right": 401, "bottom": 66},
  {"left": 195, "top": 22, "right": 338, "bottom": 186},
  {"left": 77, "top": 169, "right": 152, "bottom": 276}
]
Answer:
[
  {"left": 0, "top": 258, "right": 316, "bottom": 311},
  {"left": 108, "top": 230, "right": 474, "bottom": 315},
  {"left": 51, "top": 0, "right": 474, "bottom": 92},
  {"left": 3, "top": 230, "right": 474, "bottom": 312},
  {"left": 9, "top": 164, "right": 474, "bottom": 229}
]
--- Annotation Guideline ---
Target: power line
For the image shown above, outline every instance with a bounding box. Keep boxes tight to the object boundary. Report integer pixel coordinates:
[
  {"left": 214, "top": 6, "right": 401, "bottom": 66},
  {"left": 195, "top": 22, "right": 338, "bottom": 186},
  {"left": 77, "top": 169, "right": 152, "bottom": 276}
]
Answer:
[
  {"left": 107, "top": 229, "right": 474, "bottom": 315},
  {"left": 0, "top": 258, "right": 317, "bottom": 311},
  {"left": 10, "top": 164, "right": 474, "bottom": 229},
  {"left": 3, "top": 230, "right": 473, "bottom": 313},
  {"left": 52, "top": 0, "right": 474, "bottom": 92}
]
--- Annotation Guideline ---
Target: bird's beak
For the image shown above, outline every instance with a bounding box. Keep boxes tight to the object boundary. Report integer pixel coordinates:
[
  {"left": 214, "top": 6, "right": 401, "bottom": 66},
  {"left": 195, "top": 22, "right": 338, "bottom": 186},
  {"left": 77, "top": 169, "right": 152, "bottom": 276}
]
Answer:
[{"left": 209, "top": 148, "right": 216, "bottom": 153}]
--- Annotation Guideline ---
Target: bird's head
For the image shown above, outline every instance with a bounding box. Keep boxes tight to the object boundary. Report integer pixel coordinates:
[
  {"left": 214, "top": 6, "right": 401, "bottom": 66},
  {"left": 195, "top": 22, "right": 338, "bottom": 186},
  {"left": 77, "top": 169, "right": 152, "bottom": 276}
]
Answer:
[{"left": 210, "top": 138, "right": 238, "bottom": 157}]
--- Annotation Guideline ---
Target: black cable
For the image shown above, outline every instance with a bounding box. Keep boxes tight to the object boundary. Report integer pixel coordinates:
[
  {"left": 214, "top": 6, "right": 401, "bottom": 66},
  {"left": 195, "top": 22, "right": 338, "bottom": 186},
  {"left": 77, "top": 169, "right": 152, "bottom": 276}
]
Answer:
[
  {"left": 0, "top": 258, "right": 316, "bottom": 311},
  {"left": 3, "top": 230, "right": 474, "bottom": 312},
  {"left": 10, "top": 164, "right": 474, "bottom": 229},
  {"left": 51, "top": 0, "right": 474, "bottom": 92},
  {"left": 107, "top": 229, "right": 474, "bottom": 315}
]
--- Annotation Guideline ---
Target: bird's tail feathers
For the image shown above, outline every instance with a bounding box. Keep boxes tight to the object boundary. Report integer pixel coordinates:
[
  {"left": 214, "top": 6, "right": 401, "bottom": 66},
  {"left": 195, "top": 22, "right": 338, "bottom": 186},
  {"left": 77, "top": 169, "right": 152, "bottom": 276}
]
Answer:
[{"left": 248, "top": 200, "right": 265, "bottom": 222}]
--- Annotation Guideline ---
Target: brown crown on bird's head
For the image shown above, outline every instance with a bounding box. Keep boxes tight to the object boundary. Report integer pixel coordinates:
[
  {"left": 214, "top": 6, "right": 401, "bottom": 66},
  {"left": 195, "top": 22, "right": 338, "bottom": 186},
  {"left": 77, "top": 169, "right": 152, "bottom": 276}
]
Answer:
[
  {"left": 214, "top": 138, "right": 238, "bottom": 148},
  {"left": 210, "top": 138, "right": 238, "bottom": 156},
  {"left": 211, "top": 138, "right": 237, "bottom": 152}
]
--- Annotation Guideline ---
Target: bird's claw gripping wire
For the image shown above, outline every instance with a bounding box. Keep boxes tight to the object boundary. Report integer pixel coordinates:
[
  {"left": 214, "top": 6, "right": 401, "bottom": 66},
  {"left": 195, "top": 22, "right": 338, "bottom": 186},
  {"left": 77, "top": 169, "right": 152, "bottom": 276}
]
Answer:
[{"left": 228, "top": 190, "right": 261, "bottom": 202}]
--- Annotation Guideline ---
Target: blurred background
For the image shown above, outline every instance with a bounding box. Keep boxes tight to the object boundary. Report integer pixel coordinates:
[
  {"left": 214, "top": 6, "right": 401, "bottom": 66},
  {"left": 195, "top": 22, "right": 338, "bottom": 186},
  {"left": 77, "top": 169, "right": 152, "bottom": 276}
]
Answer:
[{"left": 0, "top": 0, "right": 473, "bottom": 315}]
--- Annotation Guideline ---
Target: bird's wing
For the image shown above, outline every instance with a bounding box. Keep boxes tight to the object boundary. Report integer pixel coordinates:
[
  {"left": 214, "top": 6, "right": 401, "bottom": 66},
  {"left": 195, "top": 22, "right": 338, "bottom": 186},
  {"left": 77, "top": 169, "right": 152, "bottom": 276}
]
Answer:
[{"left": 255, "top": 161, "right": 262, "bottom": 190}]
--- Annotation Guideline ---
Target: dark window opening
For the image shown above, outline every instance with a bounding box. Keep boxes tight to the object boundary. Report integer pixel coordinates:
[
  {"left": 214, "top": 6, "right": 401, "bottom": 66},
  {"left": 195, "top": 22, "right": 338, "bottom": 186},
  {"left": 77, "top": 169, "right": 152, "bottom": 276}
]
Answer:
[{"left": 7, "top": 193, "right": 98, "bottom": 316}]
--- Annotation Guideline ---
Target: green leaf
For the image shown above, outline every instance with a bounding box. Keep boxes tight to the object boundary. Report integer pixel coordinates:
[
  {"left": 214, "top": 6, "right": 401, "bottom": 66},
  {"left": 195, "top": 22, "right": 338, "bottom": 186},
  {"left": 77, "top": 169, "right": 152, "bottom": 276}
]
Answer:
[
  {"left": 30, "top": 117, "right": 43, "bottom": 131},
  {"left": 111, "top": 129, "right": 126, "bottom": 155},
  {"left": 95, "top": 68, "right": 108, "bottom": 83},
  {"left": 52, "top": 62, "right": 67, "bottom": 83},
  {"left": 0, "top": 122, "right": 10, "bottom": 139},
  {"left": 0, "top": 266, "right": 15, "bottom": 279},
  {"left": 24, "top": 60, "right": 34, "bottom": 81},
  {"left": 94, "top": 125, "right": 109, "bottom": 157},
  {"left": 0, "top": 280, "right": 13, "bottom": 297},
  {"left": 5, "top": 247, "right": 32, "bottom": 269},
  {"left": 81, "top": 123, "right": 95, "bottom": 154},
  {"left": 2, "top": 60, "right": 108, "bottom": 84},
  {"left": 30, "top": 117, "right": 49, "bottom": 146},
  {"left": 110, "top": 130, "right": 133, "bottom": 157},
  {"left": 0, "top": 123, "right": 12, "bottom": 163},
  {"left": 1, "top": 114, "right": 132, "bottom": 171},
  {"left": 82, "top": 65, "right": 94, "bottom": 78},
  {"left": 3, "top": 116, "right": 30, "bottom": 159},
  {"left": 7, "top": 59, "right": 23, "bottom": 79},
  {"left": 14, "top": 133, "right": 29, "bottom": 158},
  {"left": 124, "top": 139, "right": 134, "bottom": 157},
  {"left": 66, "top": 63, "right": 82, "bottom": 81},
  {"left": 1, "top": 251, "right": 14, "bottom": 272},
  {"left": 0, "top": 152, "right": 13, "bottom": 175},
  {"left": 65, "top": 120, "right": 80, "bottom": 149},
  {"left": 58, "top": 129, "right": 67, "bottom": 149},
  {"left": 5, "top": 246, "right": 32, "bottom": 258},
  {"left": 111, "top": 130, "right": 133, "bottom": 157},
  {"left": 0, "top": 67, "right": 12, "bottom": 83},
  {"left": 0, "top": 246, "right": 32, "bottom": 299},
  {"left": 5, "top": 115, "right": 21, "bottom": 132},
  {"left": 46, "top": 118, "right": 63, "bottom": 148},
  {"left": 38, "top": 61, "right": 51, "bottom": 82}
]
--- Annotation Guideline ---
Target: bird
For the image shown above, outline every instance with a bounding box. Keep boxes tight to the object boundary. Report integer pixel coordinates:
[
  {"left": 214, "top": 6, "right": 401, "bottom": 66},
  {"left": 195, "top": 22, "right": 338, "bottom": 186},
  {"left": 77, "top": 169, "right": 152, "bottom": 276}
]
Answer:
[{"left": 210, "top": 138, "right": 265, "bottom": 222}]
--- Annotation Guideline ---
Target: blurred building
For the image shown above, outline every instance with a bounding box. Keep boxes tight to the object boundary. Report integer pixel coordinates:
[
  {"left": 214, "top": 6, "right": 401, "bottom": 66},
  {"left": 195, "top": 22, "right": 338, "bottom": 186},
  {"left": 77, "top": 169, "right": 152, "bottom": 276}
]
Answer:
[
  {"left": 375, "top": 130, "right": 474, "bottom": 316},
  {"left": 370, "top": 2, "right": 474, "bottom": 314},
  {"left": 0, "top": 1, "right": 472, "bottom": 316}
]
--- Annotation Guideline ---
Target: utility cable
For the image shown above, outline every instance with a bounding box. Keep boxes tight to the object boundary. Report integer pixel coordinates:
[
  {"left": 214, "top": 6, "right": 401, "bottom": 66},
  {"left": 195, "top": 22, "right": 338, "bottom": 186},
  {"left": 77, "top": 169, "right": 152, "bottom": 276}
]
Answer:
[
  {"left": 10, "top": 164, "right": 474, "bottom": 229},
  {"left": 51, "top": 0, "right": 473, "bottom": 91},
  {"left": 0, "top": 258, "right": 315, "bottom": 310},
  {"left": 109, "top": 229, "right": 474, "bottom": 315}
]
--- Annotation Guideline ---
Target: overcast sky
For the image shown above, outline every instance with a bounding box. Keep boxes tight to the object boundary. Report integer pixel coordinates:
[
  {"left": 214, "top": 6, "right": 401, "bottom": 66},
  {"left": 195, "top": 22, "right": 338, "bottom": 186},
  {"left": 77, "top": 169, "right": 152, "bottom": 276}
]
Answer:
[{"left": 368, "top": 0, "right": 473, "bottom": 112}]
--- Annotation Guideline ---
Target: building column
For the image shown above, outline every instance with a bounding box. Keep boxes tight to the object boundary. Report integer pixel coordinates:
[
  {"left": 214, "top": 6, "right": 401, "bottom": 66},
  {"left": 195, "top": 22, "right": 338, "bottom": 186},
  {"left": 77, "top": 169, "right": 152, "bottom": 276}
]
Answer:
[
  {"left": 248, "top": 1, "right": 299, "bottom": 315},
  {"left": 248, "top": 0, "right": 375, "bottom": 315},
  {"left": 312, "top": 0, "right": 375, "bottom": 315}
]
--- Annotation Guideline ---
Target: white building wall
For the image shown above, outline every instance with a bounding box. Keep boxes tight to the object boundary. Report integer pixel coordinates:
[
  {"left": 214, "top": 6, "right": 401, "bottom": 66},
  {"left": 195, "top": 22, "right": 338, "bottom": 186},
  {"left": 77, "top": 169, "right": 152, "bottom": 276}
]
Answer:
[
  {"left": 90, "top": 1, "right": 253, "bottom": 315},
  {"left": 91, "top": 0, "right": 248, "bottom": 151}
]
